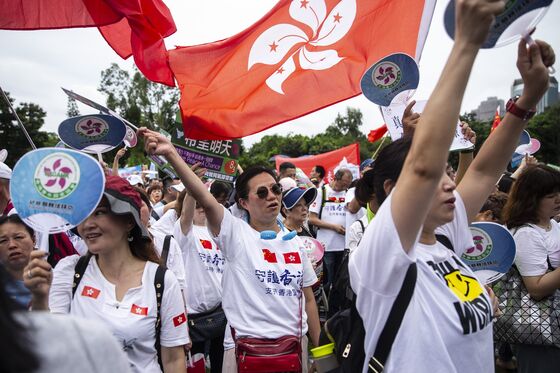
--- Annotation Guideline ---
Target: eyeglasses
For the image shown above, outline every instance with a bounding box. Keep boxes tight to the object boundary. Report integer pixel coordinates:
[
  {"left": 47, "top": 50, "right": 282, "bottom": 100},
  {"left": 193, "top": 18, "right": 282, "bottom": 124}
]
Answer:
[{"left": 255, "top": 183, "right": 283, "bottom": 199}]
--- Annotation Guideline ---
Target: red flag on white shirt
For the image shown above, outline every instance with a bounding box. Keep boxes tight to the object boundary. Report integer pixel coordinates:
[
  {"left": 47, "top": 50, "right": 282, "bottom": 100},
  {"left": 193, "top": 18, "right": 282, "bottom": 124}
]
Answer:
[
  {"left": 81, "top": 286, "right": 101, "bottom": 299},
  {"left": 199, "top": 239, "right": 213, "bottom": 250},
  {"left": 283, "top": 252, "right": 302, "bottom": 264},
  {"left": 263, "top": 249, "right": 278, "bottom": 263},
  {"left": 173, "top": 313, "right": 187, "bottom": 327},
  {"left": 131, "top": 304, "right": 148, "bottom": 316}
]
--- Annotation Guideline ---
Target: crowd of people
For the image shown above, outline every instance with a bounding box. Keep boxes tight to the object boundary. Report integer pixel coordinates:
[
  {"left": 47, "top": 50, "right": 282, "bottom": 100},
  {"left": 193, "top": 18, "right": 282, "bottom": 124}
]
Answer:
[{"left": 0, "top": 0, "right": 559, "bottom": 372}]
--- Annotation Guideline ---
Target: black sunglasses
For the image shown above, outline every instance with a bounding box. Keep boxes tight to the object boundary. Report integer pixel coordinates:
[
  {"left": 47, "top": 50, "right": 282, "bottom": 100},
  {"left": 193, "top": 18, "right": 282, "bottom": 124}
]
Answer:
[{"left": 255, "top": 183, "right": 283, "bottom": 199}]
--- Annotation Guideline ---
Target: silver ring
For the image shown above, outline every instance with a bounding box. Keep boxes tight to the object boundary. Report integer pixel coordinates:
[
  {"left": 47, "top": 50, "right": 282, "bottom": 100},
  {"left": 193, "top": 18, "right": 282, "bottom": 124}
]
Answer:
[{"left": 28, "top": 269, "right": 33, "bottom": 279}]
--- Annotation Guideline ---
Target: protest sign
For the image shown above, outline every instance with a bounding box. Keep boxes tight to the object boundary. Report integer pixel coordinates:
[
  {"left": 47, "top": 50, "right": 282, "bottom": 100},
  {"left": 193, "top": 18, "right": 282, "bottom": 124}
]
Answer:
[
  {"left": 381, "top": 100, "right": 473, "bottom": 151},
  {"left": 169, "top": 120, "right": 241, "bottom": 183},
  {"left": 510, "top": 130, "right": 531, "bottom": 168},
  {"left": 462, "top": 222, "right": 516, "bottom": 284},
  {"left": 10, "top": 148, "right": 105, "bottom": 235},
  {"left": 361, "top": 53, "right": 419, "bottom": 107},
  {"left": 58, "top": 114, "right": 127, "bottom": 154},
  {"left": 123, "top": 125, "right": 138, "bottom": 148},
  {"left": 444, "top": 0, "right": 552, "bottom": 48},
  {"left": 118, "top": 165, "right": 143, "bottom": 178}
]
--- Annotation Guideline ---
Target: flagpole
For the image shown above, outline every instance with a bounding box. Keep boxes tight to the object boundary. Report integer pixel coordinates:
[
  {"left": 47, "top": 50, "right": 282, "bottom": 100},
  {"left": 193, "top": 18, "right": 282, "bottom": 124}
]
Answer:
[
  {"left": 0, "top": 86, "right": 37, "bottom": 150},
  {"left": 371, "top": 133, "right": 389, "bottom": 159}
]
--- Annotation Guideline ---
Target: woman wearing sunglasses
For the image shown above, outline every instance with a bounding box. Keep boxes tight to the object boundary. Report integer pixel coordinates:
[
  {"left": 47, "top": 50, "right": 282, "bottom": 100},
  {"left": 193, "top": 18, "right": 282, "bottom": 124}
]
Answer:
[{"left": 138, "top": 128, "right": 321, "bottom": 372}]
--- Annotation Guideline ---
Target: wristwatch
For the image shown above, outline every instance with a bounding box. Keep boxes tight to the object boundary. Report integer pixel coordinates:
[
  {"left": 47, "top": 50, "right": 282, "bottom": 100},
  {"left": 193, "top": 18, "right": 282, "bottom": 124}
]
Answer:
[{"left": 506, "top": 97, "right": 536, "bottom": 121}]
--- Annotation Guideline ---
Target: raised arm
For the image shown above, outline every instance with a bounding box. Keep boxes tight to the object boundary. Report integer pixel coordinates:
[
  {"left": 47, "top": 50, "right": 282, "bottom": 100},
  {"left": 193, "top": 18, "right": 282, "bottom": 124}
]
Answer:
[
  {"left": 178, "top": 193, "right": 196, "bottom": 235},
  {"left": 392, "top": 0, "right": 504, "bottom": 250},
  {"left": 457, "top": 39, "right": 555, "bottom": 222},
  {"left": 138, "top": 128, "right": 224, "bottom": 236},
  {"left": 112, "top": 147, "right": 126, "bottom": 176}
]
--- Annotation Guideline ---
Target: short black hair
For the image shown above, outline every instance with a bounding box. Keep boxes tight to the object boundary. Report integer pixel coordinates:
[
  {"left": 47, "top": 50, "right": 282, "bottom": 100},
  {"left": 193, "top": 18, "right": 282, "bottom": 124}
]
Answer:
[
  {"left": 279, "top": 162, "right": 296, "bottom": 172},
  {"left": 313, "top": 165, "right": 326, "bottom": 178},
  {"left": 235, "top": 166, "right": 278, "bottom": 203},
  {"left": 210, "top": 181, "right": 232, "bottom": 198}
]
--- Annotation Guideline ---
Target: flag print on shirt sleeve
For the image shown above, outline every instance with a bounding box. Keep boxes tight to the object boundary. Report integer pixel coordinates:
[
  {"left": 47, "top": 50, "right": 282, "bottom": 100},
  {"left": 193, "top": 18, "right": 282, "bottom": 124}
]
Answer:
[
  {"left": 81, "top": 286, "right": 101, "bottom": 299},
  {"left": 283, "top": 252, "right": 301, "bottom": 264},
  {"left": 173, "top": 313, "right": 187, "bottom": 327},
  {"left": 131, "top": 304, "right": 148, "bottom": 316}
]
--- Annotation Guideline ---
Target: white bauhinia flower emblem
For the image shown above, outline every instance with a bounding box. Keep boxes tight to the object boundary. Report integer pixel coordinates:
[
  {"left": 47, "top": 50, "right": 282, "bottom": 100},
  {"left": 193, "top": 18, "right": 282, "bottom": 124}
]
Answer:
[{"left": 248, "top": 0, "right": 357, "bottom": 94}]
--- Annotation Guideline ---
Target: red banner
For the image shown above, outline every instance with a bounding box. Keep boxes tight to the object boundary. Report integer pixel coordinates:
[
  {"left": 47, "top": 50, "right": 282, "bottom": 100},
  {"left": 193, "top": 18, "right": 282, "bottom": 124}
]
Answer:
[{"left": 275, "top": 143, "right": 360, "bottom": 182}]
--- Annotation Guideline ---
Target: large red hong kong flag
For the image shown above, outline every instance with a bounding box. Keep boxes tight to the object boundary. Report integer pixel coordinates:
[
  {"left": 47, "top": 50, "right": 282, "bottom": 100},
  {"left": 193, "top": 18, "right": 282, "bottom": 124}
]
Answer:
[
  {"left": 275, "top": 143, "right": 359, "bottom": 182},
  {"left": 169, "top": 0, "right": 436, "bottom": 140},
  {"left": 0, "top": 0, "right": 176, "bottom": 86}
]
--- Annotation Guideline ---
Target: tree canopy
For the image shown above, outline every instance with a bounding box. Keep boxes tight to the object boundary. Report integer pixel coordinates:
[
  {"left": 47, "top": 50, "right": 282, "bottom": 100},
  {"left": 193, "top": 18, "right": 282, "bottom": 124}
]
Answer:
[{"left": 0, "top": 91, "right": 54, "bottom": 167}]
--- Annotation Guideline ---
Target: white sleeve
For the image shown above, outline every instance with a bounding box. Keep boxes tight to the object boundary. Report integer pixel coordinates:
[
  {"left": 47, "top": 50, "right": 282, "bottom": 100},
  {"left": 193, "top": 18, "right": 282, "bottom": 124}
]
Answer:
[
  {"left": 347, "top": 219, "right": 364, "bottom": 253},
  {"left": 151, "top": 210, "right": 177, "bottom": 235},
  {"left": 160, "top": 270, "right": 190, "bottom": 347},
  {"left": 513, "top": 227, "right": 549, "bottom": 277},
  {"left": 167, "top": 237, "right": 187, "bottom": 294},
  {"left": 435, "top": 191, "right": 474, "bottom": 256},
  {"left": 349, "top": 194, "right": 416, "bottom": 296},
  {"left": 49, "top": 254, "right": 80, "bottom": 314},
  {"left": 172, "top": 220, "right": 195, "bottom": 255},
  {"left": 309, "top": 186, "right": 322, "bottom": 214},
  {"left": 213, "top": 205, "right": 243, "bottom": 262}
]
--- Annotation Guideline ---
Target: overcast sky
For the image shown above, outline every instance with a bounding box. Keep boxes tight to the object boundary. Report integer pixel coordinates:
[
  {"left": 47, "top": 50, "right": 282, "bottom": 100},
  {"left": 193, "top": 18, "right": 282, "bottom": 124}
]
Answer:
[{"left": 1, "top": 0, "right": 559, "bottom": 149}]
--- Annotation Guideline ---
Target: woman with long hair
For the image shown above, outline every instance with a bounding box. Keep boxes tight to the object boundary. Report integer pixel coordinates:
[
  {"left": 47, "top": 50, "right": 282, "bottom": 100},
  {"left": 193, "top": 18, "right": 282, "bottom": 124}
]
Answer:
[
  {"left": 347, "top": 1, "right": 554, "bottom": 371},
  {"left": 23, "top": 175, "right": 189, "bottom": 373},
  {"left": 138, "top": 128, "right": 321, "bottom": 372},
  {"left": 502, "top": 164, "right": 560, "bottom": 372}
]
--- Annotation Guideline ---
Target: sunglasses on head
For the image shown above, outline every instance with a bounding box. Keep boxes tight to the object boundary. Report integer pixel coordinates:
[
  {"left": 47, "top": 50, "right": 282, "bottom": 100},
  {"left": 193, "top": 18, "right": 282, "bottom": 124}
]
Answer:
[{"left": 255, "top": 183, "right": 283, "bottom": 199}]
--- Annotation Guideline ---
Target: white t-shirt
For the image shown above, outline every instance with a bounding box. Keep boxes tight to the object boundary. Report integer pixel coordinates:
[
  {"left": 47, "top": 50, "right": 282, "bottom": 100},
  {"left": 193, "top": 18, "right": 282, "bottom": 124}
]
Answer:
[
  {"left": 150, "top": 228, "right": 188, "bottom": 309},
  {"left": 347, "top": 214, "right": 369, "bottom": 253},
  {"left": 151, "top": 209, "right": 178, "bottom": 236},
  {"left": 512, "top": 220, "right": 560, "bottom": 276},
  {"left": 173, "top": 222, "right": 224, "bottom": 314},
  {"left": 214, "top": 206, "right": 318, "bottom": 339},
  {"left": 49, "top": 255, "right": 189, "bottom": 373},
  {"left": 349, "top": 192, "right": 493, "bottom": 373},
  {"left": 309, "top": 184, "right": 347, "bottom": 252},
  {"left": 344, "top": 187, "right": 365, "bottom": 249}
]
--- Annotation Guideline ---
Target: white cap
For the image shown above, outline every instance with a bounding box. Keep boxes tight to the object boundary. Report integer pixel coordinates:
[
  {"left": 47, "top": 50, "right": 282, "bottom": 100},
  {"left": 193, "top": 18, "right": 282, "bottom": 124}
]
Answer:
[
  {"left": 279, "top": 177, "right": 297, "bottom": 191},
  {"left": 0, "top": 162, "right": 12, "bottom": 180},
  {"left": 171, "top": 183, "right": 185, "bottom": 192},
  {"left": 127, "top": 174, "right": 144, "bottom": 187}
]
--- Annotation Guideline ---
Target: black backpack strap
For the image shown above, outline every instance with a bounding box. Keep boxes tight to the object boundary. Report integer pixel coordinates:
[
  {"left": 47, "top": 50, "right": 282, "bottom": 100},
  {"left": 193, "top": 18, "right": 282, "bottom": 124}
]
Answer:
[
  {"left": 435, "top": 234, "right": 454, "bottom": 253},
  {"left": 72, "top": 255, "right": 92, "bottom": 298},
  {"left": 357, "top": 219, "right": 365, "bottom": 234},
  {"left": 161, "top": 235, "right": 172, "bottom": 268},
  {"left": 318, "top": 184, "right": 327, "bottom": 219},
  {"left": 154, "top": 265, "right": 167, "bottom": 371},
  {"left": 151, "top": 209, "right": 161, "bottom": 221},
  {"left": 368, "top": 263, "right": 417, "bottom": 373}
]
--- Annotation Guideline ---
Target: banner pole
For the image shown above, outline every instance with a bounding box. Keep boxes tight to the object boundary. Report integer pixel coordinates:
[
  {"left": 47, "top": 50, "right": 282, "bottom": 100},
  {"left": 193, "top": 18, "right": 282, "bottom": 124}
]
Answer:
[
  {"left": 0, "top": 86, "right": 37, "bottom": 150},
  {"left": 371, "top": 134, "right": 389, "bottom": 160}
]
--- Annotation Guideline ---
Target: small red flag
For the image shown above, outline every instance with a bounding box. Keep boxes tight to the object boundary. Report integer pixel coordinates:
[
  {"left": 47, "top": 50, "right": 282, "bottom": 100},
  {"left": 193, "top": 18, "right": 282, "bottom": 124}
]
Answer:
[
  {"left": 368, "top": 124, "right": 388, "bottom": 143},
  {"left": 283, "top": 252, "right": 302, "bottom": 264},
  {"left": 490, "top": 107, "right": 501, "bottom": 133},
  {"left": 262, "top": 249, "right": 278, "bottom": 263},
  {"left": 131, "top": 304, "right": 148, "bottom": 316},
  {"left": 81, "top": 286, "right": 101, "bottom": 299},
  {"left": 173, "top": 313, "right": 187, "bottom": 327},
  {"left": 199, "top": 239, "right": 213, "bottom": 250}
]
